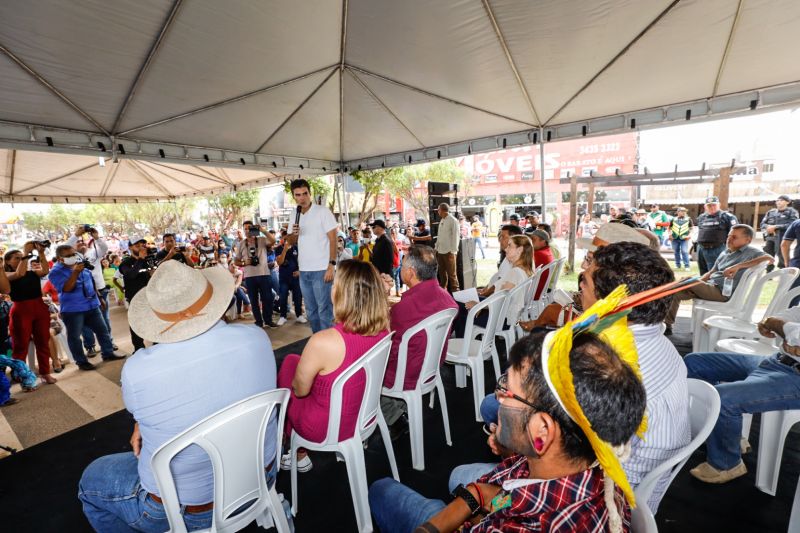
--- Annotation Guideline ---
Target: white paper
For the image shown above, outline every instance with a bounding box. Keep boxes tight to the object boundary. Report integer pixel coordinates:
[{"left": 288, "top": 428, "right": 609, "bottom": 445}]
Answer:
[{"left": 452, "top": 287, "right": 479, "bottom": 304}]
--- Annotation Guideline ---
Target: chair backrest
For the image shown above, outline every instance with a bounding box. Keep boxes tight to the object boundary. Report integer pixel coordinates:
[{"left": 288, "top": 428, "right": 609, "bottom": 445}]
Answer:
[
  {"left": 535, "top": 260, "right": 560, "bottom": 297},
  {"left": 738, "top": 268, "right": 797, "bottom": 321},
  {"left": 519, "top": 268, "right": 544, "bottom": 321},
  {"left": 151, "top": 389, "right": 290, "bottom": 533},
  {"left": 388, "top": 308, "right": 457, "bottom": 393},
  {"left": 726, "top": 262, "right": 767, "bottom": 309},
  {"left": 767, "top": 273, "right": 800, "bottom": 315},
  {"left": 462, "top": 290, "right": 507, "bottom": 354},
  {"left": 497, "top": 277, "right": 534, "bottom": 329},
  {"left": 631, "top": 501, "right": 658, "bottom": 533},
  {"left": 633, "top": 379, "right": 720, "bottom": 507},
  {"left": 324, "top": 333, "right": 395, "bottom": 445},
  {"left": 546, "top": 257, "right": 567, "bottom": 293}
]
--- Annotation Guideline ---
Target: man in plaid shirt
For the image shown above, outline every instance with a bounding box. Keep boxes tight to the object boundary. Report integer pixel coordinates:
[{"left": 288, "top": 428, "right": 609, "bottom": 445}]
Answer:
[{"left": 369, "top": 331, "right": 647, "bottom": 533}]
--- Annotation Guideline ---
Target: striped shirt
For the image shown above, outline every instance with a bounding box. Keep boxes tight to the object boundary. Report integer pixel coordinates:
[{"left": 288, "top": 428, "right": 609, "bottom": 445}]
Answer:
[{"left": 626, "top": 323, "right": 691, "bottom": 513}]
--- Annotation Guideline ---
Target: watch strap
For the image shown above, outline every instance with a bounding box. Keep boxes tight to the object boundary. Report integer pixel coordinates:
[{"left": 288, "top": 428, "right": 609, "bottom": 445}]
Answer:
[{"left": 451, "top": 484, "right": 481, "bottom": 516}]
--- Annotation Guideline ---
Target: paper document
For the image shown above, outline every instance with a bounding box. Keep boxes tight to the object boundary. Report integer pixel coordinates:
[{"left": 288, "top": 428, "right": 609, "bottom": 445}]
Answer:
[{"left": 452, "top": 287, "right": 479, "bottom": 304}]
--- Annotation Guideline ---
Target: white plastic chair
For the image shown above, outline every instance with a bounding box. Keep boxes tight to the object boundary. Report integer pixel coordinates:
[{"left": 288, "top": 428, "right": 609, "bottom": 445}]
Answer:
[
  {"left": 382, "top": 308, "right": 457, "bottom": 471},
  {"left": 290, "top": 333, "right": 398, "bottom": 533},
  {"left": 631, "top": 501, "right": 658, "bottom": 533},
  {"left": 690, "top": 263, "right": 766, "bottom": 337},
  {"left": 540, "top": 257, "right": 566, "bottom": 305},
  {"left": 150, "top": 389, "right": 292, "bottom": 533},
  {"left": 755, "top": 408, "right": 800, "bottom": 496},
  {"left": 493, "top": 278, "right": 534, "bottom": 360},
  {"left": 634, "top": 379, "right": 720, "bottom": 511},
  {"left": 789, "top": 474, "right": 800, "bottom": 533},
  {"left": 446, "top": 291, "right": 507, "bottom": 422},
  {"left": 715, "top": 337, "right": 778, "bottom": 356},
  {"left": 697, "top": 269, "right": 799, "bottom": 352}
]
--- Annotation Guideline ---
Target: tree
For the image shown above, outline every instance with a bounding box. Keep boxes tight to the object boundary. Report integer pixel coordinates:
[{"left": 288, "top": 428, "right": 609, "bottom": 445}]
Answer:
[
  {"left": 206, "top": 190, "right": 260, "bottom": 231},
  {"left": 384, "top": 161, "right": 468, "bottom": 221},
  {"left": 350, "top": 168, "right": 404, "bottom": 227}
]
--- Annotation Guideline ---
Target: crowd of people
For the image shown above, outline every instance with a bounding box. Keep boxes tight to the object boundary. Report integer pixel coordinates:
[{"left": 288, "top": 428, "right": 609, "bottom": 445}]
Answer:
[{"left": 2, "top": 178, "right": 799, "bottom": 532}]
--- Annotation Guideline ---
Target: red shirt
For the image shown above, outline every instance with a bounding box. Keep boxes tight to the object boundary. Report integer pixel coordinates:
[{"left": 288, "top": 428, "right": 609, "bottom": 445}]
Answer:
[
  {"left": 42, "top": 279, "right": 59, "bottom": 303},
  {"left": 384, "top": 279, "right": 458, "bottom": 389},
  {"left": 533, "top": 246, "right": 555, "bottom": 299}
]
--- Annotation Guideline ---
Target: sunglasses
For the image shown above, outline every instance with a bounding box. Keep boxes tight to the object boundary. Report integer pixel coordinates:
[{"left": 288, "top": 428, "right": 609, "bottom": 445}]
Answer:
[{"left": 495, "top": 373, "right": 538, "bottom": 410}]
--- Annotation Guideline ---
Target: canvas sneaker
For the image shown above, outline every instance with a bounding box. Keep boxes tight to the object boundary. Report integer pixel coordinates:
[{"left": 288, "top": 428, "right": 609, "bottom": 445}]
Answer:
[
  {"left": 280, "top": 453, "right": 313, "bottom": 472},
  {"left": 296, "top": 315, "right": 308, "bottom": 324},
  {"left": 689, "top": 461, "right": 747, "bottom": 484},
  {"left": 277, "top": 317, "right": 287, "bottom": 326}
]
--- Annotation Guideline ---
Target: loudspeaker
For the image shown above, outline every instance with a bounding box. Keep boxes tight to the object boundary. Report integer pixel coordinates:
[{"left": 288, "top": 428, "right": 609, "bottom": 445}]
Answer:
[
  {"left": 428, "top": 182, "right": 459, "bottom": 240},
  {"left": 457, "top": 238, "right": 476, "bottom": 289}
]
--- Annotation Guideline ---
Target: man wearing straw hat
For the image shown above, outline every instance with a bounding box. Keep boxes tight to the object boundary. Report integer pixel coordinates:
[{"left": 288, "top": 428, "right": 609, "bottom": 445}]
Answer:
[{"left": 78, "top": 261, "right": 278, "bottom": 532}]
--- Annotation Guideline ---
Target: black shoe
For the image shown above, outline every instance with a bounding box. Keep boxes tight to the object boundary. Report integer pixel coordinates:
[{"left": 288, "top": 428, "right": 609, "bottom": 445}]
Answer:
[
  {"left": 78, "top": 362, "right": 96, "bottom": 371},
  {"left": 664, "top": 325, "right": 673, "bottom": 336},
  {"left": 86, "top": 347, "right": 99, "bottom": 358},
  {"left": 263, "top": 322, "right": 278, "bottom": 329},
  {"left": 102, "top": 354, "right": 126, "bottom": 362}
]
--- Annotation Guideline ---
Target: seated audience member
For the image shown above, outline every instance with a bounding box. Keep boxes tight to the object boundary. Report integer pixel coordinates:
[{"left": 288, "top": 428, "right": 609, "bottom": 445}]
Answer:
[
  {"left": 664, "top": 224, "right": 772, "bottom": 335},
  {"left": 225, "top": 254, "right": 251, "bottom": 318},
  {"left": 474, "top": 242, "right": 689, "bottom": 513},
  {"left": 685, "top": 309, "right": 800, "bottom": 483},
  {"left": 370, "top": 327, "right": 647, "bottom": 533},
  {"left": 529, "top": 229, "right": 554, "bottom": 298},
  {"left": 277, "top": 260, "right": 390, "bottom": 472},
  {"left": 79, "top": 261, "right": 279, "bottom": 532},
  {"left": 453, "top": 235, "right": 533, "bottom": 337},
  {"left": 380, "top": 245, "right": 458, "bottom": 430},
  {"left": 480, "top": 224, "right": 523, "bottom": 297}
]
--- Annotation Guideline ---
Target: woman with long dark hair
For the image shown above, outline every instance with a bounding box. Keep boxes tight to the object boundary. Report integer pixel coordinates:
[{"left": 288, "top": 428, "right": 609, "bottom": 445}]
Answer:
[{"left": 5, "top": 242, "right": 55, "bottom": 386}]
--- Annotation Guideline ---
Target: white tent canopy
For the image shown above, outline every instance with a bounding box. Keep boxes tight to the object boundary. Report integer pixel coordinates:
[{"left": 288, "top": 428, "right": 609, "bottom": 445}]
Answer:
[{"left": 1, "top": 0, "right": 800, "bottom": 201}]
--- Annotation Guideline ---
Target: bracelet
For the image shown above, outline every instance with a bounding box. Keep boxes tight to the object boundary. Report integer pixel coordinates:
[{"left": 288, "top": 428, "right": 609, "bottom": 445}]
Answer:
[
  {"left": 414, "top": 523, "right": 440, "bottom": 533},
  {"left": 467, "top": 482, "right": 484, "bottom": 511}
]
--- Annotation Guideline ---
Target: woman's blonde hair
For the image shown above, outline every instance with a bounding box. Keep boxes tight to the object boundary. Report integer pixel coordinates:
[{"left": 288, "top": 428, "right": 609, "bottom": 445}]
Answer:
[
  {"left": 333, "top": 259, "right": 390, "bottom": 335},
  {"left": 509, "top": 234, "right": 535, "bottom": 276}
]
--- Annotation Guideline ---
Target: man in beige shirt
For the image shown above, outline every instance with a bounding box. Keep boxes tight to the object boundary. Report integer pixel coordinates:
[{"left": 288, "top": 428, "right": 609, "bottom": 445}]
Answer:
[{"left": 434, "top": 203, "right": 460, "bottom": 292}]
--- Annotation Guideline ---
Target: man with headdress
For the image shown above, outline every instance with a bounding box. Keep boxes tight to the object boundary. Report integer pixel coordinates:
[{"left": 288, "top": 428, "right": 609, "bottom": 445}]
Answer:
[{"left": 78, "top": 261, "right": 279, "bottom": 531}]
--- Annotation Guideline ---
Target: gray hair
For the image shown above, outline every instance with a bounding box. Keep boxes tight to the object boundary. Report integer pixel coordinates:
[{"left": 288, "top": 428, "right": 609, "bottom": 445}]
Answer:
[
  {"left": 438, "top": 202, "right": 450, "bottom": 212},
  {"left": 55, "top": 244, "right": 74, "bottom": 258},
  {"left": 732, "top": 224, "right": 755, "bottom": 240},
  {"left": 403, "top": 244, "right": 438, "bottom": 281}
]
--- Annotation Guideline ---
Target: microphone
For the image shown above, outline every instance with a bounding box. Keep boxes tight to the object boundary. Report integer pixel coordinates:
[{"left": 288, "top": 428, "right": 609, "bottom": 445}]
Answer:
[{"left": 295, "top": 205, "right": 302, "bottom": 227}]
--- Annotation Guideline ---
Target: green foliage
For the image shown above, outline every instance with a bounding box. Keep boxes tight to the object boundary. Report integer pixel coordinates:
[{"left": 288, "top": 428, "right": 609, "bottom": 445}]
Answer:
[
  {"left": 350, "top": 168, "right": 404, "bottom": 226},
  {"left": 206, "top": 189, "right": 260, "bottom": 230},
  {"left": 282, "top": 176, "right": 332, "bottom": 200},
  {"left": 384, "top": 161, "right": 468, "bottom": 221}
]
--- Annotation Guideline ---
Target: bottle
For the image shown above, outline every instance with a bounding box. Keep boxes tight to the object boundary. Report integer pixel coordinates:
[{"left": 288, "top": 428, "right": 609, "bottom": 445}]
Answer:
[{"left": 722, "top": 276, "right": 734, "bottom": 297}]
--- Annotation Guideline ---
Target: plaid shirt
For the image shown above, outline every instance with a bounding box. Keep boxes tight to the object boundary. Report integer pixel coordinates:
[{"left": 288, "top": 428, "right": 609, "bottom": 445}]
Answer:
[{"left": 461, "top": 455, "right": 630, "bottom": 532}]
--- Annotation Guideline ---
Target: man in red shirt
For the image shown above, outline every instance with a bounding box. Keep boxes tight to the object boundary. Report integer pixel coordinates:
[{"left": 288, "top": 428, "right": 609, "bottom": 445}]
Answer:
[
  {"left": 381, "top": 245, "right": 457, "bottom": 433},
  {"left": 529, "top": 230, "right": 554, "bottom": 298}
]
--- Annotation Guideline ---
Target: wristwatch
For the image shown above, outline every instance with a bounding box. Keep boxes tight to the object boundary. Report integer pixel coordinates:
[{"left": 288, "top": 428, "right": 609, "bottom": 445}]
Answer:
[
  {"left": 329, "top": 260, "right": 336, "bottom": 266},
  {"left": 451, "top": 484, "right": 481, "bottom": 517}
]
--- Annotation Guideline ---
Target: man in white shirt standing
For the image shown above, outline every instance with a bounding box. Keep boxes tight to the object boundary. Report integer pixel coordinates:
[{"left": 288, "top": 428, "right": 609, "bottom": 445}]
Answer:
[
  {"left": 286, "top": 179, "right": 339, "bottom": 333},
  {"left": 67, "top": 224, "right": 118, "bottom": 353},
  {"left": 434, "top": 203, "right": 460, "bottom": 293}
]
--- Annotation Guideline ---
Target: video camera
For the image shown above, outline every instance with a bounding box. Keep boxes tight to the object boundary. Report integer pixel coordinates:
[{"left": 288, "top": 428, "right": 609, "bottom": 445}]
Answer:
[
  {"left": 82, "top": 224, "right": 95, "bottom": 233},
  {"left": 77, "top": 253, "right": 94, "bottom": 271},
  {"left": 139, "top": 247, "right": 159, "bottom": 272}
]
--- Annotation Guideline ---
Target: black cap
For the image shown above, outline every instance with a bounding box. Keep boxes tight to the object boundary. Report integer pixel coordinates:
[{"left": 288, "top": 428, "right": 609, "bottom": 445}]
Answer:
[
  {"left": 416, "top": 218, "right": 426, "bottom": 227},
  {"left": 705, "top": 196, "right": 720, "bottom": 204},
  {"left": 509, "top": 213, "right": 520, "bottom": 221},
  {"left": 778, "top": 194, "right": 791, "bottom": 202},
  {"left": 526, "top": 211, "right": 540, "bottom": 218},
  {"left": 369, "top": 219, "right": 387, "bottom": 229}
]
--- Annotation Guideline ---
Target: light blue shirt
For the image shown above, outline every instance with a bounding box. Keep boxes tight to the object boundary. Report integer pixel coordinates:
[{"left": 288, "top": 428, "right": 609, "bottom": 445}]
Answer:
[{"left": 122, "top": 321, "right": 278, "bottom": 504}]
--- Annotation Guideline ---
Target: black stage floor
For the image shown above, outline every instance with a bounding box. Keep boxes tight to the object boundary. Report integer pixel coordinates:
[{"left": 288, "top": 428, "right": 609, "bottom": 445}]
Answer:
[{"left": 0, "top": 325, "right": 798, "bottom": 532}]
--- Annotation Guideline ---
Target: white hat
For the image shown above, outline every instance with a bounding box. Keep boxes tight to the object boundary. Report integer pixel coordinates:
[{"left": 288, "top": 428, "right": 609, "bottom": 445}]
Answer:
[
  {"left": 128, "top": 260, "right": 234, "bottom": 343},
  {"left": 577, "top": 223, "right": 650, "bottom": 251}
]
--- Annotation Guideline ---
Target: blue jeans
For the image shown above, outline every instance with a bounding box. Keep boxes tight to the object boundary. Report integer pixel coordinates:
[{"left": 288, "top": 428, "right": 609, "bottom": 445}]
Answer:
[
  {"left": 369, "top": 478, "right": 446, "bottom": 533},
  {"left": 234, "top": 287, "right": 250, "bottom": 314},
  {"left": 278, "top": 276, "right": 302, "bottom": 318},
  {"left": 244, "top": 275, "right": 274, "bottom": 327},
  {"left": 299, "top": 270, "right": 332, "bottom": 333},
  {"left": 672, "top": 239, "right": 690, "bottom": 268},
  {"left": 447, "top": 462, "right": 497, "bottom": 493},
  {"left": 392, "top": 266, "right": 402, "bottom": 293},
  {"left": 83, "top": 288, "right": 113, "bottom": 348},
  {"left": 271, "top": 270, "right": 280, "bottom": 300},
  {"left": 697, "top": 244, "right": 726, "bottom": 275},
  {"left": 685, "top": 352, "right": 800, "bottom": 470},
  {"left": 474, "top": 237, "right": 485, "bottom": 259},
  {"left": 79, "top": 452, "right": 280, "bottom": 533},
  {"left": 62, "top": 307, "right": 115, "bottom": 364}
]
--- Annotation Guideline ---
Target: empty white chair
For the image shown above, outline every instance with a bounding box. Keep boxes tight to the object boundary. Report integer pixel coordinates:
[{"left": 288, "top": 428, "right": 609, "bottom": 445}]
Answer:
[
  {"left": 290, "top": 334, "right": 397, "bottom": 533},
  {"left": 697, "top": 269, "right": 799, "bottom": 352},
  {"left": 150, "top": 389, "right": 292, "bottom": 533},
  {"left": 493, "top": 277, "right": 534, "bottom": 360},
  {"left": 715, "top": 336, "right": 779, "bottom": 356},
  {"left": 634, "top": 379, "right": 720, "bottom": 512},
  {"left": 690, "top": 263, "right": 766, "bottom": 337},
  {"left": 631, "top": 501, "right": 658, "bottom": 533},
  {"left": 755, "top": 408, "right": 800, "bottom": 496},
  {"left": 445, "top": 291, "right": 507, "bottom": 422},
  {"left": 382, "top": 308, "right": 457, "bottom": 471}
]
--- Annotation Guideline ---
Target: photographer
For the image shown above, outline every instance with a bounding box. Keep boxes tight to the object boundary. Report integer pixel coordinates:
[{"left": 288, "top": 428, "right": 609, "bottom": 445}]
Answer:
[
  {"left": 119, "top": 236, "right": 155, "bottom": 351},
  {"left": 48, "top": 245, "right": 123, "bottom": 371},
  {"left": 155, "top": 233, "right": 193, "bottom": 266},
  {"left": 66, "top": 224, "right": 118, "bottom": 354},
  {"left": 196, "top": 234, "right": 218, "bottom": 268},
  {"left": 4, "top": 243, "right": 54, "bottom": 385},
  {"left": 234, "top": 220, "right": 277, "bottom": 328}
]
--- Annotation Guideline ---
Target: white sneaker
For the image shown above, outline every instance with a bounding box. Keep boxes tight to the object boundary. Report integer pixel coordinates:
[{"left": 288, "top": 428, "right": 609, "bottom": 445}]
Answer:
[
  {"left": 296, "top": 315, "right": 308, "bottom": 324},
  {"left": 277, "top": 317, "right": 287, "bottom": 326},
  {"left": 684, "top": 267, "right": 691, "bottom": 272},
  {"left": 280, "top": 453, "right": 313, "bottom": 472}
]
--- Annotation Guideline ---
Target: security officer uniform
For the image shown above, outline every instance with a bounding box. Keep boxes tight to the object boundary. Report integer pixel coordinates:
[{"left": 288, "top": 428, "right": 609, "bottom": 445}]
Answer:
[
  {"left": 696, "top": 197, "right": 738, "bottom": 275},
  {"left": 761, "top": 195, "right": 798, "bottom": 270}
]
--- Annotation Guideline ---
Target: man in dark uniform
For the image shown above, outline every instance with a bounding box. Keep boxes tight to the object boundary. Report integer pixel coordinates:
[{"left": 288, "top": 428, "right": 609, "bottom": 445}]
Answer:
[
  {"left": 761, "top": 194, "right": 798, "bottom": 271},
  {"left": 696, "top": 196, "right": 738, "bottom": 275},
  {"left": 408, "top": 218, "right": 433, "bottom": 247}
]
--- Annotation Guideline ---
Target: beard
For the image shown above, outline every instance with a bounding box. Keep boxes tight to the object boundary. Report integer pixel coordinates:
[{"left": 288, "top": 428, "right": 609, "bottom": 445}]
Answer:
[{"left": 496, "top": 403, "right": 537, "bottom": 457}]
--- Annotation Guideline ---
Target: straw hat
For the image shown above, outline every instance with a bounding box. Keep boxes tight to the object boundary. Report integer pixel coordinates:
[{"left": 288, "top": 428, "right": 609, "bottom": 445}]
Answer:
[
  {"left": 577, "top": 223, "right": 650, "bottom": 251},
  {"left": 129, "top": 260, "right": 234, "bottom": 343}
]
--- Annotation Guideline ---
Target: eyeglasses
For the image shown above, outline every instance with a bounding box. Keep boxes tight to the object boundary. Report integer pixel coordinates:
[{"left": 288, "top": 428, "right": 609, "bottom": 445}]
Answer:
[{"left": 495, "top": 373, "right": 538, "bottom": 410}]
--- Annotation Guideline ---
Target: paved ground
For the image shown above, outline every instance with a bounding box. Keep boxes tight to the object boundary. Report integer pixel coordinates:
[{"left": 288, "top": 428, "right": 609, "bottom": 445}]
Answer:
[{"left": 0, "top": 302, "right": 312, "bottom": 458}]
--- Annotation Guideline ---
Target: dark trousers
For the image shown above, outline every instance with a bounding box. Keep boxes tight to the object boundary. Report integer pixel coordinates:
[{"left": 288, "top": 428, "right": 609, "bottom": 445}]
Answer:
[
  {"left": 129, "top": 327, "right": 145, "bottom": 353},
  {"left": 244, "top": 275, "right": 274, "bottom": 327},
  {"left": 278, "top": 276, "right": 302, "bottom": 318},
  {"left": 763, "top": 239, "right": 785, "bottom": 271},
  {"left": 436, "top": 252, "right": 459, "bottom": 293},
  {"left": 697, "top": 244, "right": 726, "bottom": 275}
]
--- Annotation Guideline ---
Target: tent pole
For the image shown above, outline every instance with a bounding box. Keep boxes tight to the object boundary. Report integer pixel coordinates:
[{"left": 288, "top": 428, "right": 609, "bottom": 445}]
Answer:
[
  {"left": 538, "top": 127, "right": 546, "bottom": 221},
  {"left": 567, "top": 173, "right": 577, "bottom": 274}
]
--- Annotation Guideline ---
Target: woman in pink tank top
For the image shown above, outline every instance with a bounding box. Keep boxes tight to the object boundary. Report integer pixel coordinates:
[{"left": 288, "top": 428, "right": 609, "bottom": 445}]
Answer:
[{"left": 278, "top": 260, "right": 390, "bottom": 472}]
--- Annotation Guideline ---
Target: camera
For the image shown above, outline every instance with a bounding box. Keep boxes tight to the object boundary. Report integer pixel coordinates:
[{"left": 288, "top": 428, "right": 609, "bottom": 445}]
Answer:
[
  {"left": 76, "top": 253, "right": 94, "bottom": 270},
  {"left": 139, "top": 248, "right": 159, "bottom": 272},
  {"left": 176, "top": 244, "right": 186, "bottom": 252},
  {"left": 248, "top": 246, "right": 260, "bottom": 266},
  {"left": 248, "top": 227, "right": 261, "bottom": 238},
  {"left": 34, "top": 239, "right": 51, "bottom": 248},
  {"left": 82, "top": 224, "right": 95, "bottom": 233}
]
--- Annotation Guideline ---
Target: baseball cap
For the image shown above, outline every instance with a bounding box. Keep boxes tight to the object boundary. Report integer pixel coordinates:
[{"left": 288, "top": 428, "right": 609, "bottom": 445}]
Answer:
[
  {"left": 415, "top": 218, "right": 426, "bottom": 227},
  {"left": 129, "top": 235, "right": 146, "bottom": 245},
  {"left": 508, "top": 213, "right": 520, "bottom": 221},
  {"left": 370, "top": 219, "right": 387, "bottom": 229},
  {"left": 676, "top": 206, "right": 688, "bottom": 212},
  {"left": 529, "top": 229, "right": 550, "bottom": 243},
  {"left": 778, "top": 194, "right": 791, "bottom": 202},
  {"left": 705, "top": 196, "right": 720, "bottom": 204},
  {"left": 526, "top": 211, "right": 540, "bottom": 218}
]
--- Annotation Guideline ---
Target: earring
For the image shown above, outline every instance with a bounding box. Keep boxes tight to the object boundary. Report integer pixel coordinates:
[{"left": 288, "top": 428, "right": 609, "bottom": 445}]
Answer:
[{"left": 534, "top": 438, "right": 544, "bottom": 452}]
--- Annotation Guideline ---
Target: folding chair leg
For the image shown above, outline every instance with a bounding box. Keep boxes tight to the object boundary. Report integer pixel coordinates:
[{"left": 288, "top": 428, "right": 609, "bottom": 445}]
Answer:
[
  {"left": 429, "top": 390, "right": 435, "bottom": 409},
  {"left": 436, "top": 379, "right": 453, "bottom": 447},
  {"left": 290, "top": 435, "right": 299, "bottom": 516},
  {"left": 490, "top": 345, "right": 501, "bottom": 382},
  {"left": 405, "top": 393, "right": 425, "bottom": 471},
  {"left": 340, "top": 440, "right": 373, "bottom": 533},
  {"left": 376, "top": 412, "right": 400, "bottom": 481},
  {"left": 471, "top": 362, "right": 485, "bottom": 422}
]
